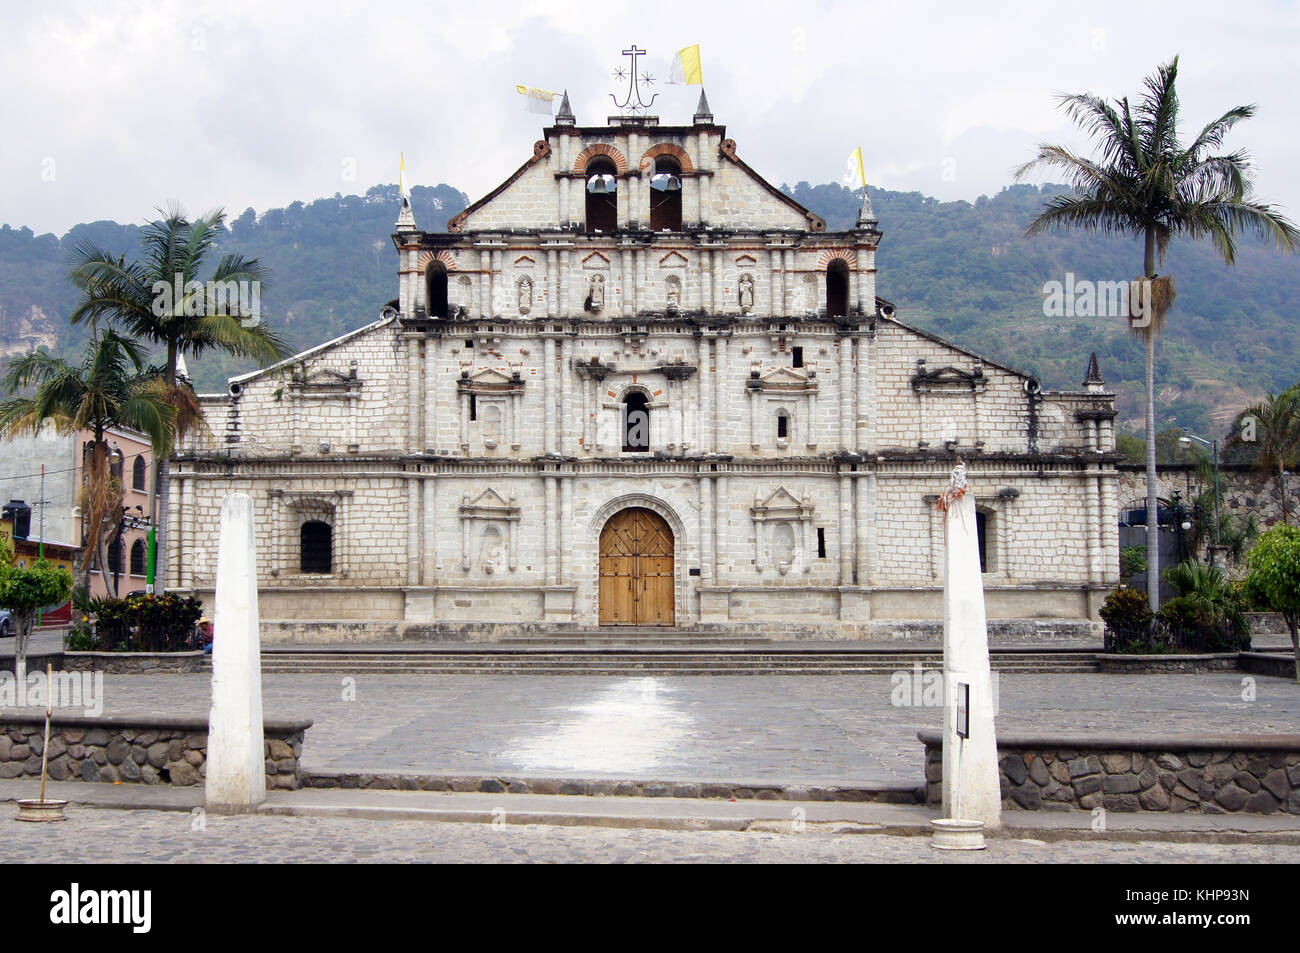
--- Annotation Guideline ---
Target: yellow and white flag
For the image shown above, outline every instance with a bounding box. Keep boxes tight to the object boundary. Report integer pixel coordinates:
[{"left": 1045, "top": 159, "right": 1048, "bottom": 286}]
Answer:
[
  {"left": 667, "top": 44, "right": 703, "bottom": 85},
  {"left": 844, "top": 147, "right": 867, "bottom": 190},
  {"left": 516, "top": 85, "right": 556, "bottom": 115},
  {"left": 399, "top": 152, "right": 409, "bottom": 198}
]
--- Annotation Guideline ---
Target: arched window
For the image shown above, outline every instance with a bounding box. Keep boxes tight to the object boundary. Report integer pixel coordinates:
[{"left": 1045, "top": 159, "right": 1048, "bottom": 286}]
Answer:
[
  {"left": 623, "top": 391, "right": 650, "bottom": 452},
  {"left": 301, "top": 520, "right": 332, "bottom": 574},
  {"left": 107, "top": 536, "right": 124, "bottom": 575},
  {"left": 649, "top": 156, "right": 682, "bottom": 231},
  {"left": 132, "top": 455, "right": 148, "bottom": 492},
  {"left": 586, "top": 158, "right": 618, "bottom": 233},
  {"left": 130, "top": 538, "right": 147, "bottom": 576},
  {"left": 109, "top": 447, "right": 124, "bottom": 481},
  {"left": 426, "top": 261, "right": 449, "bottom": 318},
  {"left": 827, "top": 259, "right": 850, "bottom": 318}
]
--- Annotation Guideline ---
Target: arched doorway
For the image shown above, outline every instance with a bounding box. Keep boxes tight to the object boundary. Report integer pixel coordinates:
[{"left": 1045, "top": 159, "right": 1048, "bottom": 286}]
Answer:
[{"left": 599, "top": 507, "right": 674, "bottom": 626}]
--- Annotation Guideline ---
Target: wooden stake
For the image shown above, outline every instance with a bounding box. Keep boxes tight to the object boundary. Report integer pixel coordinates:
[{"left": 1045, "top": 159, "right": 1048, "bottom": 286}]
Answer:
[{"left": 39, "top": 663, "right": 52, "bottom": 803}]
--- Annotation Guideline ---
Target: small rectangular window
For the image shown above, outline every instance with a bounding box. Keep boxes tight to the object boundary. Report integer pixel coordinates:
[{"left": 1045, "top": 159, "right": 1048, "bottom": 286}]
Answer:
[
  {"left": 469, "top": 394, "right": 477, "bottom": 421},
  {"left": 792, "top": 346, "right": 803, "bottom": 368},
  {"left": 817, "top": 528, "right": 826, "bottom": 558},
  {"left": 465, "top": 339, "right": 474, "bottom": 349},
  {"left": 777, "top": 415, "right": 788, "bottom": 439}
]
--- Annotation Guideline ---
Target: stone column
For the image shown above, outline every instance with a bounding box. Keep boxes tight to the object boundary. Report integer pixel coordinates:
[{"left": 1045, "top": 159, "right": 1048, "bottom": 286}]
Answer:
[
  {"left": 715, "top": 473, "right": 728, "bottom": 580},
  {"left": 543, "top": 336, "right": 556, "bottom": 454},
  {"left": 559, "top": 337, "right": 571, "bottom": 456},
  {"left": 180, "top": 475, "right": 195, "bottom": 591},
  {"left": 543, "top": 475, "right": 557, "bottom": 585},
  {"left": 698, "top": 336, "right": 713, "bottom": 453},
  {"left": 206, "top": 493, "right": 265, "bottom": 814},
  {"left": 407, "top": 478, "right": 420, "bottom": 586},
  {"left": 856, "top": 474, "right": 871, "bottom": 586},
  {"left": 558, "top": 476, "right": 572, "bottom": 583},
  {"left": 559, "top": 250, "right": 571, "bottom": 318},
  {"left": 546, "top": 248, "right": 558, "bottom": 319},
  {"left": 699, "top": 247, "right": 712, "bottom": 314},
  {"left": 856, "top": 336, "right": 871, "bottom": 452},
  {"left": 406, "top": 335, "right": 421, "bottom": 452},
  {"left": 491, "top": 249, "right": 503, "bottom": 319},
  {"left": 713, "top": 249, "right": 726, "bottom": 313},
  {"left": 478, "top": 250, "right": 490, "bottom": 319},
  {"left": 769, "top": 247, "right": 783, "bottom": 318},
  {"left": 839, "top": 336, "right": 853, "bottom": 449},
  {"left": 622, "top": 248, "right": 634, "bottom": 318},
  {"left": 423, "top": 334, "right": 438, "bottom": 451},
  {"left": 699, "top": 475, "right": 714, "bottom": 585},
  {"left": 423, "top": 476, "right": 437, "bottom": 583},
  {"left": 839, "top": 473, "right": 854, "bottom": 585},
  {"left": 715, "top": 334, "right": 728, "bottom": 453}
]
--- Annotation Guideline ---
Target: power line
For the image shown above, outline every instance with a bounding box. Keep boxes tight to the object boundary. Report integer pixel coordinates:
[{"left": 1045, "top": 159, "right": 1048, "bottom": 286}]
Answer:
[{"left": 0, "top": 465, "right": 82, "bottom": 484}]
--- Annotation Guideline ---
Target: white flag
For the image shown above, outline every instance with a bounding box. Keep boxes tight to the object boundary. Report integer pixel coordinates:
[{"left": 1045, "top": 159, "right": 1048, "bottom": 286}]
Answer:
[{"left": 517, "top": 85, "right": 556, "bottom": 115}]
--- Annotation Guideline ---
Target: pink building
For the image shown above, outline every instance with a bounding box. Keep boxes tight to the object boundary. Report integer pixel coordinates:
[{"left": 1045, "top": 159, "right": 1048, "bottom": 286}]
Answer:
[{"left": 79, "top": 426, "right": 157, "bottom": 600}]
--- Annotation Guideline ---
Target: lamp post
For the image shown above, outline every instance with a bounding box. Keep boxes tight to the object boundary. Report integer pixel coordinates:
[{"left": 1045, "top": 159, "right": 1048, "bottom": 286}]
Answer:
[{"left": 1179, "top": 429, "right": 1221, "bottom": 561}]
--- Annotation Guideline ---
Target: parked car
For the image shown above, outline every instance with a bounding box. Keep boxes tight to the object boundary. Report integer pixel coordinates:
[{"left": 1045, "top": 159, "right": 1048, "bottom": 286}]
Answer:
[{"left": 0, "top": 609, "right": 12, "bottom": 639}]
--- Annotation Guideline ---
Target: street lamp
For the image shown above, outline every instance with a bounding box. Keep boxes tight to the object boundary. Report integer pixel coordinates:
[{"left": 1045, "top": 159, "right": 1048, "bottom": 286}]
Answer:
[{"left": 1179, "top": 428, "right": 1221, "bottom": 559}]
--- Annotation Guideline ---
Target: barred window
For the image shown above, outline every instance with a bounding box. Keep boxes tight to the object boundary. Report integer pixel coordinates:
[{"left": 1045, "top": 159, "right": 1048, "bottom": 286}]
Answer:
[
  {"left": 130, "top": 538, "right": 147, "bottom": 576},
  {"left": 301, "top": 520, "right": 332, "bottom": 574}
]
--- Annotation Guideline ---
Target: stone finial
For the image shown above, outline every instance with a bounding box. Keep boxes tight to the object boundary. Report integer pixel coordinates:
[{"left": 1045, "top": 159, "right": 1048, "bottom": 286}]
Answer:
[
  {"left": 395, "top": 194, "right": 417, "bottom": 231},
  {"left": 1083, "top": 352, "right": 1104, "bottom": 390},
  {"left": 936, "top": 460, "right": 968, "bottom": 512},
  {"left": 555, "top": 90, "right": 575, "bottom": 126},
  {"left": 693, "top": 89, "right": 713, "bottom": 124},
  {"left": 855, "top": 189, "right": 877, "bottom": 228}
]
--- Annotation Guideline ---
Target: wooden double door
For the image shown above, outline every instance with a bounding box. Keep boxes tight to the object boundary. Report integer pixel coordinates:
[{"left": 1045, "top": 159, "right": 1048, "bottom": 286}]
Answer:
[{"left": 598, "top": 508, "right": 675, "bottom": 626}]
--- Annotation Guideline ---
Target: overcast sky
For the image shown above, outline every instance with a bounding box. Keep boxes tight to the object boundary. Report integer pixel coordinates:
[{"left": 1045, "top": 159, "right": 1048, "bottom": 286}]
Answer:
[{"left": 4, "top": 0, "right": 1299, "bottom": 236}]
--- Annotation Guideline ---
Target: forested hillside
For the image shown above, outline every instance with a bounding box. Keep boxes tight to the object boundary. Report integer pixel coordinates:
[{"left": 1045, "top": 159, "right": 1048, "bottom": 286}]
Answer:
[{"left": 2, "top": 179, "right": 1297, "bottom": 438}]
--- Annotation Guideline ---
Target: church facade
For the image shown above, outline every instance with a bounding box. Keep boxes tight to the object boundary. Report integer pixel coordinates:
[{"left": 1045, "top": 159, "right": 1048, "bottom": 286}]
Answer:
[{"left": 168, "top": 93, "right": 1120, "bottom": 642}]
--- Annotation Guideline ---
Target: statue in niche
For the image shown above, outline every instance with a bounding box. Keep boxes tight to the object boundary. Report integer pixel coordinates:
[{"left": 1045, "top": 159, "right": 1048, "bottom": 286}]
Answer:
[
  {"left": 738, "top": 273, "right": 754, "bottom": 313},
  {"left": 457, "top": 276, "right": 473, "bottom": 316},
  {"left": 479, "top": 524, "right": 505, "bottom": 574},
  {"left": 516, "top": 275, "right": 533, "bottom": 316},
  {"left": 665, "top": 276, "right": 682, "bottom": 312},
  {"left": 772, "top": 523, "right": 796, "bottom": 576},
  {"left": 585, "top": 273, "right": 606, "bottom": 313}
]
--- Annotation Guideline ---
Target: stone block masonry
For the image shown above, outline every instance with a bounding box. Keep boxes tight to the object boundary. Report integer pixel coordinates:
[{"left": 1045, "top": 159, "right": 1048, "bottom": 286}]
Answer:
[
  {"left": 0, "top": 713, "right": 311, "bottom": 790},
  {"left": 920, "top": 730, "right": 1300, "bottom": 814}
]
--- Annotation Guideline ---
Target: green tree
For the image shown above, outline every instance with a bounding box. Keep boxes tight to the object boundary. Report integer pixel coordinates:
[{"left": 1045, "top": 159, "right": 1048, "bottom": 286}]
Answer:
[
  {"left": 0, "top": 330, "right": 175, "bottom": 594},
  {"left": 1243, "top": 525, "right": 1300, "bottom": 682},
  {"left": 0, "top": 559, "right": 74, "bottom": 670},
  {"left": 1017, "top": 56, "right": 1300, "bottom": 611},
  {"left": 66, "top": 206, "right": 290, "bottom": 592},
  {"left": 1226, "top": 387, "right": 1300, "bottom": 524}
]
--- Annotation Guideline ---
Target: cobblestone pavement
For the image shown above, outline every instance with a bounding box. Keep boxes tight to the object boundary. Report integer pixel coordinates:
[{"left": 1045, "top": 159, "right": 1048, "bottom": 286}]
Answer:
[
  {"left": 1, "top": 806, "right": 1298, "bottom": 863},
  {"left": 59, "top": 672, "right": 1300, "bottom": 786}
]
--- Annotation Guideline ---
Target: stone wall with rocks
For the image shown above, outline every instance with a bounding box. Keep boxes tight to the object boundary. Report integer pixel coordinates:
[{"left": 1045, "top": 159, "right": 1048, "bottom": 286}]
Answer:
[
  {"left": 0, "top": 713, "right": 311, "bottom": 789},
  {"left": 1118, "top": 464, "right": 1293, "bottom": 532},
  {"left": 60, "top": 652, "right": 210, "bottom": 674},
  {"left": 921, "top": 731, "right": 1300, "bottom": 814}
]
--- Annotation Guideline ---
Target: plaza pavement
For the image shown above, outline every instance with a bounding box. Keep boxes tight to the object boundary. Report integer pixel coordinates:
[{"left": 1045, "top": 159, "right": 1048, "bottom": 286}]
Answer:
[{"left": 34, "top": 669, "right": 1300, "bottom": 788}]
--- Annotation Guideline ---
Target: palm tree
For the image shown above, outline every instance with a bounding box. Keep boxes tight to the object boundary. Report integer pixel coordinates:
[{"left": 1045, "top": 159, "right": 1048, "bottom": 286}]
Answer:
[
  {"left": 0, "top": 330, "right": 175, "bottom": 594},
  {"left": 1016, "top": 56, "right": 1300, "bottom": 611},
  {"left": 66, "top": 205, "right": 290, "bottom": 592},
  {"left": 1227, "top": 387, "right": 1300, "bottom": 525}
]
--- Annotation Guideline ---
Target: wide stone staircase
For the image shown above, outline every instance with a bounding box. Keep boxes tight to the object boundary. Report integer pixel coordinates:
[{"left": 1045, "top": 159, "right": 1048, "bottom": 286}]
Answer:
[{"left": 260, "top": 630, "right": 1101, "bottom": 675}]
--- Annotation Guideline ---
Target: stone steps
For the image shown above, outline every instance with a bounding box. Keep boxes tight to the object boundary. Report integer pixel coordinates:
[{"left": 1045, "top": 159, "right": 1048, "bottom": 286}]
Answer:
[{"left": 258, "top": 649, "right": 1101, "bottom": 676}]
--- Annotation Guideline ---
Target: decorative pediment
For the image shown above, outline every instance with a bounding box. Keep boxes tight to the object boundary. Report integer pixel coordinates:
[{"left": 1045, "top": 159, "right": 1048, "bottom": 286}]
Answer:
[
  {"left": 513, "top": 255, "right": 537, "bottom": 267},
  {"left": 289, "top": 363, "right": 362, "bottom": 395},
  {"left": 582, "top": 251, "right": 611, "bottom": 268},
  {"left": 910, "top": 360, "right": 987, "bottom": 395},
  {"left": 459, "top": 488, "right": 521, "bottom": 520},
  {"left": 746, "top": 366, "right": 817, "bottom": 392},
  {"left": 734, "top": 254, "right": 758, "bottom": 266},
  {"left": 658, "top": 250, "right": 689, "bottom": 268},
  {"left": 458, "top": 368, "right": 525, "bottom": 393},
  {"left": 751, "top": 486, "right": 814, "bottom": 520}
]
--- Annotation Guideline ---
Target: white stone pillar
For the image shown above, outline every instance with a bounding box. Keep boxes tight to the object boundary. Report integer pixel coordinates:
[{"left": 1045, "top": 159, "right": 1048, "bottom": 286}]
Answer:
[
  {"left": 423, "top": 335, "right": 438, "bottom": 451},
  {"left": 622, "top": 248, "right": 634, "bottom": 318},
  {"left": 407, "top": 478, "right": 420, "bottom": 586},
  {"left": 855, "top": 475, "right": 870, "bottom": 585},
  {"left": 478, "top": 250, "right": 490, "bottom": 319},
  {"left": 939, "top": 468, "right": 1002, "bottom": 829},
  {"left": 491, "top": 250, "right": 503, "bottom": 319},
  {"left": 406, "top": 335, "right": 421, "bottom": 452},
  {"left": 699, "top": 336, "right": 713, "bottom": 453},
  {"left": 783, "top": 249, "right": 795, "bottom": 313},
  {"left": 713, "top": 249, "right": 725, "bottom": 313},
  {"left": 699, "top": 248, "right": 712, "bottom": 314},
  {"left": 559, "top": 250, "right": 570, "bottom": 318},
  {"left": 559, "top": 476, "right": 572, "bottom": 583},
  {"left": 423, "top": 476, "right": 437, "bottom": 583},
  {"left": 559, "top": 337, "right": 571, "bottom": 456},
  {"left": 180, "top": 475, "right": 194, "bottom": 590},
  {"left": 770, "top": 248, "right": 783, "bottom": 318},
  {"left": 856, "top": 336, "right": 870, "bottom": 452},
  {"left": 546, "top": 248, "right": 558, "bottom": 319},
  {"left": 206, "top": 493, "right": 265, "bottom": 814},
  {"left": 715, "top": 474, "right": 728, "bottom": 580}
]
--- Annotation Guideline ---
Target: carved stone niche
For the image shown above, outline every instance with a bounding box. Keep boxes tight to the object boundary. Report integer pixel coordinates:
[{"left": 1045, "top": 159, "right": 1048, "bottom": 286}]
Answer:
[
  {"left": 287, "top": 362, "right": 364, "bottom": 454},
  {"left": 458, "top": 368, "right": 526, "bottom": 450},
  {"left": 745, "top": 367, "right": 819, "bottom": 449},
  {"left": 750, "top": 486, "right": 816, "bottom": 575},
  {"left": 459, "top": 488, "right": 521, "bottom": 573},
  {"left": 910, "top": 358, "right": 988, "bottom": 395}
]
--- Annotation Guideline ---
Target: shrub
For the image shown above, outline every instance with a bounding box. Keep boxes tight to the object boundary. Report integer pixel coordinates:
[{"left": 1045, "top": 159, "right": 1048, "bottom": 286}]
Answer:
[
  {"left": 1120, "top": 546, "right": 1147, "bottom": 578},
  {"left": 1100, "top": 587, "right": 1155, "bottom": 653},
  {"left": 87, "top": 593, "right": 205, "bottom": 652},
  {"left": 1156, "top": 596, "right": 1250, "bottom": 652}
]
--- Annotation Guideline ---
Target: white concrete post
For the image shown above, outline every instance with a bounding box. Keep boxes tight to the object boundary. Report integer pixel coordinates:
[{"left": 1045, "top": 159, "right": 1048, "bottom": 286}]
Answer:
[
  {"left": 939, "top": 464, "right": 1001, "bottom": 829},
  {"left": 206, "top": 493, "right": 266, "bottom": 814}
]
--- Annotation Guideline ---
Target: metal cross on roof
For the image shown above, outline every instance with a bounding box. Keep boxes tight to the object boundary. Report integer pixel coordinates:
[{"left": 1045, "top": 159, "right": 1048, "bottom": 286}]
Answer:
[{"left": 610, "top": 45, "right": 658, "bottom": 114}]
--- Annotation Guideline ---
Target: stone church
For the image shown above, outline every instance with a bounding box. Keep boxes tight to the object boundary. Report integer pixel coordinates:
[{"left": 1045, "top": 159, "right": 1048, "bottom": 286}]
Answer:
[{"left": 169, "top": 90, "right": 1120, "bottom": 642}]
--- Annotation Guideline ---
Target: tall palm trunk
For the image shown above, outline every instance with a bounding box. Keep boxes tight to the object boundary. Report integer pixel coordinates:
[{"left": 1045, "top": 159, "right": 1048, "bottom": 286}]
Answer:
[
  {"left": 1143, "top": 228, "right": 1160, "bottom": 612},
  {"left": 152, "top": 342, "right": 178, "bottom": 593}
]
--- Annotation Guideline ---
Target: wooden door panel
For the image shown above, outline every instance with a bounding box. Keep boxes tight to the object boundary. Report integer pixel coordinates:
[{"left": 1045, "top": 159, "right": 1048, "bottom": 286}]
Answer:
[{"left": 599, "top": 507, "right": 674, "bottom": 627}]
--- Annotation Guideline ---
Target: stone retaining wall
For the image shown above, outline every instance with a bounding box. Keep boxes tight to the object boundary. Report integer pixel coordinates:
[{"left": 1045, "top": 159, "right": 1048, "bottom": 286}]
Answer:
[
  {"left": 60, "top": 652, "right": 210, "bottom": 674},
  {"left": 0, "top": 713, "right": 312, "bottom": 789},
  {"left": 1238, "top": 653, "right": 1297, "bottom": 680},
  {"left": 1095, "top": 653, "right": 1242, "bottom": 674},
  {"left": 920, "top": 731, "right": 1300, "bottom": 814}
]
